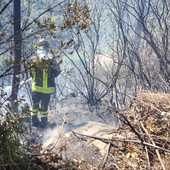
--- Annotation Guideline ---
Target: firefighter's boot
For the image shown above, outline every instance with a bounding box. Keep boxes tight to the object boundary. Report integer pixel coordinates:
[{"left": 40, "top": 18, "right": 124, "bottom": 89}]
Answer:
[
  {"left": 31, "top": 115, "right": 40, "bottom": 127},
  {"left": 40, "top": 117, "right": 57, "bottom": 129},
  {"left": 40, "top": 117, "right": 48, "bottom": 128}
]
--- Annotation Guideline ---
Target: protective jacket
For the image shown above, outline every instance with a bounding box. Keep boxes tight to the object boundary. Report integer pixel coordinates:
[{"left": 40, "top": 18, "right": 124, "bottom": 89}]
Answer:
[{"left": 30, "top": 59, "right": 61, "bottom": 94}]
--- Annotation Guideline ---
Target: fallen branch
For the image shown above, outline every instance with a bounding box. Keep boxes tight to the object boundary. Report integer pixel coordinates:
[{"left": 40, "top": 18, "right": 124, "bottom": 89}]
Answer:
[{"left": 72, "top": 131, "right": 170, "bottom": 153}]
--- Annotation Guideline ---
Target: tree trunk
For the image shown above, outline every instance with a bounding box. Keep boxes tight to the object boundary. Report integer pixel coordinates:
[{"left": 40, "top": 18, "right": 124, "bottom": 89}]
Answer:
[{"left": 11, "top": 0, "right": 21, "bottom": 112}]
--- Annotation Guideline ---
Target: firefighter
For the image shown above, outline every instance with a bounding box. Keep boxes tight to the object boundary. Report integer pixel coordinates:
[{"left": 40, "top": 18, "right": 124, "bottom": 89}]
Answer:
[{"left": 30, "top": 38, "right": 61, "bottom": 128}]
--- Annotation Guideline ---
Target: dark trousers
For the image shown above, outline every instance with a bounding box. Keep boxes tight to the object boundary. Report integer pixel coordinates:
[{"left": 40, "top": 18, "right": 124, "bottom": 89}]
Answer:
[{"left": 31, "top": 92, "right": 51, "bottom": 117}]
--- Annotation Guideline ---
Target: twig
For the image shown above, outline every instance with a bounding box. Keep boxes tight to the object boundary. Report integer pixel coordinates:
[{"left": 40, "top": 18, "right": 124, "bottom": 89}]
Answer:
[
  {"left": 108, "top": 154, "right": 121, "bottom": 170},
  {"left": 71, "top": 131, "right": 87, "bottom": 141},
  {"left": 140, "top": 122, "right": 166, "bottom": 170},
  {"left": 137, "top": 122, "right": 151, "bottom": 170},
  {"left": 73, "top": 131, "right": 170, "bottom": 153},
  {"left": 118, "top": 113, "right": 144, "bottom": 141},
  {"left": 105, "top": 108, "right": 144, "bottom": 142},
  {"left": 145, "top": 145, "right": 151, "bottom": 170},
  {"left": 100, "top": 143, "right": 111, "bottom": 170},
  {"left": 48, "top": 118, "right": 66, "bottom": 151}
]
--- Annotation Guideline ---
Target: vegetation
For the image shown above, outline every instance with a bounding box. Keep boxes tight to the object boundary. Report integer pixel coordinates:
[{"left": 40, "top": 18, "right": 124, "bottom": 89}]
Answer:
[{"left": 0, "top": 0, "right": 170, "bottom": 169}]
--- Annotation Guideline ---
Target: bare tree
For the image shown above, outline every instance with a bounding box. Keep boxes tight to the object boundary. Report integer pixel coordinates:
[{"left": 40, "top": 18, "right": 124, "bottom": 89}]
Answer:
[
  {"left": 60, "top": 0, "right": 112, "bottom": 106},
  {"left": 106, "top": 0, "right": 169, "bottom": 107}
]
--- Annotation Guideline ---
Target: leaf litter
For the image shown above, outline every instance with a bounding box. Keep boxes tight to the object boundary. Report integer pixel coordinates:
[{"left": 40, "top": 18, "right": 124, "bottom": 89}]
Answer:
[{"left": 26, "top": 92, "right": 170, "bottom": 170}]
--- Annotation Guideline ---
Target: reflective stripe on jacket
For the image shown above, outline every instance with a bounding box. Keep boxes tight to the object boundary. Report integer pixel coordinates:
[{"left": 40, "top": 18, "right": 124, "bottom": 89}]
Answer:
[{"left": 31, "top": 60, "right": 56, "bottom": 94}]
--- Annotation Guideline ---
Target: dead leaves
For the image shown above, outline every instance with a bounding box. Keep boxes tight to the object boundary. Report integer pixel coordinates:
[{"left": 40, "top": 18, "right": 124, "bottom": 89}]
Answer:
[
  {"left": 62, "top": 0, "right": 92, "bottom": 33},
  {"left": 117, "top": 91, "right": 170, "bottom": 170},
  {"left": 28, "top": 91, "right": 170, "bottom": 169}
]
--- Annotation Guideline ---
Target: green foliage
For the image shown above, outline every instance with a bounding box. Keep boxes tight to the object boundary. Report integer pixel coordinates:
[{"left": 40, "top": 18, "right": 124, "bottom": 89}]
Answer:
[{"left": 0, "top": 109, "right": 39, "bottom": 170}]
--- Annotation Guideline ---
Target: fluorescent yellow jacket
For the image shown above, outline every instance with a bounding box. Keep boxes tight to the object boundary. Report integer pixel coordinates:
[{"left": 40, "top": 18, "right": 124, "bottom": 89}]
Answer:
[{"left": 30, "top": 59, "right": 61, "bottom": 94}]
